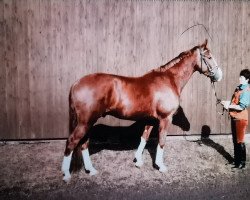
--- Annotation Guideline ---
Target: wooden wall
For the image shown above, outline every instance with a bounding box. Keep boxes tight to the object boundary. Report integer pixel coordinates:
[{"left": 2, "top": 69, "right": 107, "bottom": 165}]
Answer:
[{"left": 1, "top": 0, "right": 250, "bottom": 139}]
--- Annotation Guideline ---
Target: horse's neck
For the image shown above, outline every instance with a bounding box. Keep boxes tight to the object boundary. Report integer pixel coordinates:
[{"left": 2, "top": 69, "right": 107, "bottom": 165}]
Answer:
[{"left": 165, "top": 52, "right": 198, "bottom": 94}]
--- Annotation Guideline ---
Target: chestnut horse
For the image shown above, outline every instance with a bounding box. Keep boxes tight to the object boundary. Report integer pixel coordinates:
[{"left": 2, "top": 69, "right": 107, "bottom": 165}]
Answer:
[{"left": 61, "top": 40, "right": 222, "bottom": 182}]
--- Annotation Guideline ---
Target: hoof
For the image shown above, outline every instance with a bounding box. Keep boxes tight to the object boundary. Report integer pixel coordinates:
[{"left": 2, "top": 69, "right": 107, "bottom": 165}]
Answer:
[
  {"left": 135, "top": 160, "right": 143, "bottom": 168},
  {"left": 89, "top": 168, "right": 98, "bottom": 176},
  {"left": 90, "top": 171, "right": 98, "bottom": 176},
  {"left": 86, "top": 167, "right": 98, "bottom": 176},
  {"left": 134, "top": 156, "right": 143, "bottom": 168},
  {"left": 159, "top": 165, "right": 167, "bottom": 173},
  {"left": 63, "top": 173, "right": 71, "bottom": 183},
  {"left": 155, "top": 163, "right": 167, "bottom": 173}
]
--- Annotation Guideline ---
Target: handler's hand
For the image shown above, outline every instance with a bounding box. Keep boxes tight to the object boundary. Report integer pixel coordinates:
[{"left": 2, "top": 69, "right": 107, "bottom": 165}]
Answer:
[{"left": 220, "top": 100, "right": 230, "bottom": 110}]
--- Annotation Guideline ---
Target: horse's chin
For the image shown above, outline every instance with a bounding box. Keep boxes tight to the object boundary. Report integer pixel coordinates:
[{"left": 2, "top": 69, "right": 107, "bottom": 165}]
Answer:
[{"left": 211, "top": 67, "right": 223, "bottom": 82}]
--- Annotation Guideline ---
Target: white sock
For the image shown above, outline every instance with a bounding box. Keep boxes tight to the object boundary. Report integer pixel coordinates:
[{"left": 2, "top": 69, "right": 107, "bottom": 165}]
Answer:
[
  {"left": 155, "top": 144, "right": 167, "bottom": 172},
  {"left": 135, "top": 137, "right": 146, "bottom": 158},
  {"left": 82, "top": 148, "right": 98, "bottom": 176},
  {"left": 155, "top": 144, "right": 164, "bottom": 165},
  {"left": 82, "top": 148, "right": 93, "bottom": 170},
  {"left": 61, "top": 152, "right": 73, "bottom": 173}
]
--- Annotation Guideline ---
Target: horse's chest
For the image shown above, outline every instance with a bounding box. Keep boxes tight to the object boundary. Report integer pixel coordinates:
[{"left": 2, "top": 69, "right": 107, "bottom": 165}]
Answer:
[{"left": 153, "top": 90, "right": 179, "bottom": 116}]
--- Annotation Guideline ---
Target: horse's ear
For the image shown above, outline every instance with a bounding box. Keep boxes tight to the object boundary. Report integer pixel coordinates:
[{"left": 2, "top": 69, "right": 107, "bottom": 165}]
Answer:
[{"left": 201, "top": 39, "right": 208, "bottom": 48}]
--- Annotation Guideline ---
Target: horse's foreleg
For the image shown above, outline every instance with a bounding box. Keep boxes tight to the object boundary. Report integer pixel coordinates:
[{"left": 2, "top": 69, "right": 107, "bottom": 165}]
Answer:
[
  {"left": 61, "top": 124, "right": 87, "bottom": 182},
  {"left": 134, "top": 125, "right": 153, "bottom": 167},
  {"left": 155, "top": 119, "right": 170, "bottom": 172},
  {"left": 81, "top": 140, "right": 98, "bottom": 176}
]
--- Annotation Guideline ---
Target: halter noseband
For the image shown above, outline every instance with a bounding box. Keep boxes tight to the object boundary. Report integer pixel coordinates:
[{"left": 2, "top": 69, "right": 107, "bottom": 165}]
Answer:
[{"left": 199, "top": 49, "right": 219, "bottom": 77}]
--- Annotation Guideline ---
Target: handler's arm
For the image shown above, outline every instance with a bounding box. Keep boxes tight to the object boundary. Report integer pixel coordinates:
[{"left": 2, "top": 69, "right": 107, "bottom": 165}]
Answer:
[
  {"left": 228, "top": 104, "right": 243, "bottom": 111},
  {"left": 228, "top": 90, "right": 250, "bottom": 111}
]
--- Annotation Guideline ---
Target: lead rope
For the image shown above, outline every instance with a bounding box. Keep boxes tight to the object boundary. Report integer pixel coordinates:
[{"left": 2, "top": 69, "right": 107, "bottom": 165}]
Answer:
[
  {"left": 182, "top": 82, "right": 224, "bottom": 143},
  {"left": 211, "top": 81, "right": 221, "bottom": 104},
  {"left": 211, "top": 81, "right": 225, "bottom": 115}
]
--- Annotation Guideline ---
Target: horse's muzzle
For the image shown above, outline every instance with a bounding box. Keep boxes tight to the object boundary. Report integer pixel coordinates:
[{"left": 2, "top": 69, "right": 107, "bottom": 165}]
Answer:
[{"left": 210, "top": 67, "right": 223, "bottom": 82}]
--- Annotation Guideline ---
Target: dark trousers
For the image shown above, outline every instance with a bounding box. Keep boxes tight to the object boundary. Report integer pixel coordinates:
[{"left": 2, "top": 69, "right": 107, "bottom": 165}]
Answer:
[{"left": 231, "top": 119, "right": 247, "bottom": 166}]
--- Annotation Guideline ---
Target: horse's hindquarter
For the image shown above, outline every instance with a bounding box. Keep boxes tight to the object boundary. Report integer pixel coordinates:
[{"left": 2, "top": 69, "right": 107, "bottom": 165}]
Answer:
[{"left": 70, "top": 74, "right": 117, "bottom": 122}]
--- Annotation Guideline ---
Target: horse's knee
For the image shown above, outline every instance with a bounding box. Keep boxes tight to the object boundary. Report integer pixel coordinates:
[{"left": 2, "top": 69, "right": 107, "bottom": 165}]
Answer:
[{"left": 159, "top": 133, "right": 167, "bottom": 148}]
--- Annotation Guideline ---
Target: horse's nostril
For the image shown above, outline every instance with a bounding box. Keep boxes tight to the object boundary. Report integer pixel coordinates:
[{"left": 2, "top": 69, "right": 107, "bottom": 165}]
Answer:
[{"left": 212, "top": 67, "right": 223, "bottom": 82}]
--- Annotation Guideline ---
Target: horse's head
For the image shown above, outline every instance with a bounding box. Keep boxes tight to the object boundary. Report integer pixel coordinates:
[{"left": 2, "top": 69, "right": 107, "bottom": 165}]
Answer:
[{"left": 197, "top": 39, "right": 222, "bottom": 82}]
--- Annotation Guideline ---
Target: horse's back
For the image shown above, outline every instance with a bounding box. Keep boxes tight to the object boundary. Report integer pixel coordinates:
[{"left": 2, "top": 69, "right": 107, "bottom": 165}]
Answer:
[{"left": 71, "top": 72, "right": 146, "bottom": 96}]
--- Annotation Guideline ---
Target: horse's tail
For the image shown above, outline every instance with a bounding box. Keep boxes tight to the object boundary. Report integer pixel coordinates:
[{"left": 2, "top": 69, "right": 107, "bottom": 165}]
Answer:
[
  {"left": 68, "top": 87, "right": 84, "bottom": 173},
  {"left": 69, "top": 87, "right": 77, "bottom": 134}
]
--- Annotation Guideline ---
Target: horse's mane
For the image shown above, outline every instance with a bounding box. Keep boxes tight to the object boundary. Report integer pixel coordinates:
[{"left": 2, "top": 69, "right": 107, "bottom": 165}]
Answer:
[{"left": 153, "top": 46, "right": 199, "bottom": 73}]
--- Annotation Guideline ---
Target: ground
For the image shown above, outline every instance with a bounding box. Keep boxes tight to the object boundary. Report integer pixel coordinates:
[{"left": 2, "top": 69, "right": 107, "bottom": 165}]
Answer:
[{"left": 0, "top": 135, "right": 250, "bottom": 200}]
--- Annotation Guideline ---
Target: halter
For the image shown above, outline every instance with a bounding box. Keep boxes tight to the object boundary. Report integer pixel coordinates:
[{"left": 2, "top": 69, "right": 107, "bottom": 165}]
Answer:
[{"left": 199, "top": 49, "right": 220, "bottom": 78}]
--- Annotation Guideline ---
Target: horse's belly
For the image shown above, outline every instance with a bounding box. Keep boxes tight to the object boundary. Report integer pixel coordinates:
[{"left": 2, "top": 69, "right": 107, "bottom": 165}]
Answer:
[{"left": 107, "top": 99, "right": 153, "bottom": 120}]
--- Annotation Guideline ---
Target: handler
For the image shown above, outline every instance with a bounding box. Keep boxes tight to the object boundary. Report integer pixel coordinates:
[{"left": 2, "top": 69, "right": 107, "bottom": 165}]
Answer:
[{"left": 221, "top": 69, "right": 250, "bottom": 169}]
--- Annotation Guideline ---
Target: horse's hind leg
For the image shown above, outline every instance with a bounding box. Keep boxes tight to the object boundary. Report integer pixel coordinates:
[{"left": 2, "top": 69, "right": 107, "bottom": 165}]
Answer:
[
  {"left": 134, "top": 125, "right": 153, "bottom": 167},
  {"left": 61, "top": 123, "right": 88, "bottom": 182},
  {"left": 81, "top": 139, "right": 98, "bottom": 176}
]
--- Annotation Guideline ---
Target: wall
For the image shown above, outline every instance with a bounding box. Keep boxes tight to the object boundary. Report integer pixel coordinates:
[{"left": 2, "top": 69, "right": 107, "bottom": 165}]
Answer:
[{"left": 1, "top": 0, "right": 250, "bottom": 139}]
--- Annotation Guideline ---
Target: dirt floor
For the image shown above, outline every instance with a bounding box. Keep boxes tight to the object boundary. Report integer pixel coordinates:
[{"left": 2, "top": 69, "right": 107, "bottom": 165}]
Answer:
[{"left": 0, "top": 135, "right": 250, "bottom": 200}]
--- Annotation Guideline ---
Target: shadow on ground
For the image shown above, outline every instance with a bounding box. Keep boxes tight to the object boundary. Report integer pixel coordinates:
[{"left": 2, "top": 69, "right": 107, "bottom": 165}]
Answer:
[
  {"left": 70, "top": 106, "right": 191, "bottom": 172},
  {"left": 90, "top": 106, "right": 190, "bottom": 164},
  {"left": 192, "top": 125, "right": 234, "bottom": 164},
  {"left": 88, "top": 106, "right": 190, "bottom": 152}
]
